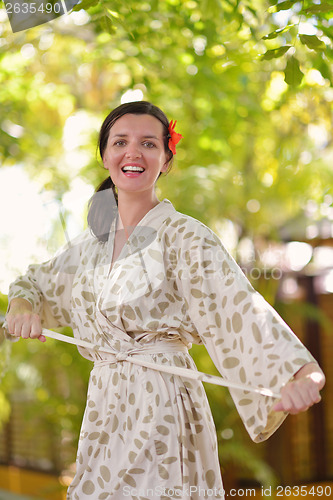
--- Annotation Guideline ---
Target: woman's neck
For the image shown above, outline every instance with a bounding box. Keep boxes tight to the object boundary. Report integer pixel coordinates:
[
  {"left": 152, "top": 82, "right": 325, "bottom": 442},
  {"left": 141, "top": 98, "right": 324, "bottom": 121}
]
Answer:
[{"left": 116, "top": 192, "right": 160, "bottom": 233}]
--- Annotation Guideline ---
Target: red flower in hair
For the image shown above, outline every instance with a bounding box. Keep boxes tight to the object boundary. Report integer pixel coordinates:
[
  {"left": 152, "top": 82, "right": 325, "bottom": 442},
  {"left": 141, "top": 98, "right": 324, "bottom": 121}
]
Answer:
[{"left": 168, "top": 120, "right": 183, "bottom": 155}]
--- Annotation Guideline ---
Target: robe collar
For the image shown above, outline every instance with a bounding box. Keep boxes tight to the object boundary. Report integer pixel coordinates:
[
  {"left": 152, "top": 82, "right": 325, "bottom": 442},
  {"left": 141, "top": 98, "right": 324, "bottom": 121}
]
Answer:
[{"left": 107, "top": 198, "right": 176, "bottom": 247}]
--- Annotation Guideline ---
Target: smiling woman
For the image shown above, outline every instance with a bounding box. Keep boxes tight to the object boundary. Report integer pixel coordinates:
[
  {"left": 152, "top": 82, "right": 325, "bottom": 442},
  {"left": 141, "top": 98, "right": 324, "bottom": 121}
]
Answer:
[
  {"left": 5, "top": 101, "right": 325, "bottom": 500},
  {"left": 87, "top": 101, "right": 175, "bottom": 243}
]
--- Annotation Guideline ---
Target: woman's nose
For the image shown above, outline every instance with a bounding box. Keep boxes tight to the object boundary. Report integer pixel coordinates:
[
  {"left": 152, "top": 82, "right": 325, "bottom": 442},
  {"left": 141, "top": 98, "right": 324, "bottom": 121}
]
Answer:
[{"left": 125, "top": 143, "right": 142, "bottom": 159}]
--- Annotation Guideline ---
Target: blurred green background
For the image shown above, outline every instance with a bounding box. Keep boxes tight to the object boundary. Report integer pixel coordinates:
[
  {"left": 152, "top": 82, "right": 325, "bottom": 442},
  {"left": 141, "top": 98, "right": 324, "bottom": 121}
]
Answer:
[{"left": 0, "top": 1, "right": 332, "bottom": 498}]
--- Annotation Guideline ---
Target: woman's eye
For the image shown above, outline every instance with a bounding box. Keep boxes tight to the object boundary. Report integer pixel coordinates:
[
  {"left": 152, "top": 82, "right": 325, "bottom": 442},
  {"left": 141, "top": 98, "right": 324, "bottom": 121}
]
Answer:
[
  {"left": 143, "top": 141, "right": 155, "bottom": 148},
  {"left": 114, "top": 140, "right": 126, "bottom": 146}
]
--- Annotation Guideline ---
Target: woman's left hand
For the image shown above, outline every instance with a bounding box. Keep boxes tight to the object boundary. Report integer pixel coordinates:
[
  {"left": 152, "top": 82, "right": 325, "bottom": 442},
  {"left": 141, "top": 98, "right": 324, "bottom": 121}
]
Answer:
[{"left": 273, "top": 362, "right": 325, "bottom": 414}]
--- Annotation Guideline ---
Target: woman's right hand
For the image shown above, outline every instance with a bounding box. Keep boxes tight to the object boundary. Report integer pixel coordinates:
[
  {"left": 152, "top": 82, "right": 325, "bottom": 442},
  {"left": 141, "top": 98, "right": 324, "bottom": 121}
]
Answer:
[{"left": 5, "top": 298, "right": 46, "bottom": 342}]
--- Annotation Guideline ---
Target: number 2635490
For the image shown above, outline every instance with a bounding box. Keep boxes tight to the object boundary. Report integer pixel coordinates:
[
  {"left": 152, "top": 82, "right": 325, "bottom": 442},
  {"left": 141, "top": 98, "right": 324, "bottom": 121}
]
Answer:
[
  {"left": 5, "top": 3, "right": 62, "bottom": 15},
  {"left": 275, "top": 485, "right": 331, "bottom": 496}
]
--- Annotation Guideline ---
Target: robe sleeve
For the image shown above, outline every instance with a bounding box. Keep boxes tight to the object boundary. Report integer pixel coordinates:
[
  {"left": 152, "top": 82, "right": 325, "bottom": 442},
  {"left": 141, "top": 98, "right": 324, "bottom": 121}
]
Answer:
[
  {"left": 6, "top": 229, "right": 91, "bottom": 330},
  {"left": 173, "top": 220, "right": 316, "bottom": 443}
]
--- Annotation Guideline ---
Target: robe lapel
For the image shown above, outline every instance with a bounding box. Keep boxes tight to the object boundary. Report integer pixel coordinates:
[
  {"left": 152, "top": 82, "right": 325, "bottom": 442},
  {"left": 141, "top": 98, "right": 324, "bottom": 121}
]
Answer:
[{"left": 93, "top": 199, "right": 176, "bottom": 349}]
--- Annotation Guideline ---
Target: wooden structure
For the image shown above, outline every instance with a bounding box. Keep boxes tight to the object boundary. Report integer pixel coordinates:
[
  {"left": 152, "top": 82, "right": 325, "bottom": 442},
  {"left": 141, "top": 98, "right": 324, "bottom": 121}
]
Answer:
[{"left": 263, "top": 211, "right": 333, "bottom": 484}]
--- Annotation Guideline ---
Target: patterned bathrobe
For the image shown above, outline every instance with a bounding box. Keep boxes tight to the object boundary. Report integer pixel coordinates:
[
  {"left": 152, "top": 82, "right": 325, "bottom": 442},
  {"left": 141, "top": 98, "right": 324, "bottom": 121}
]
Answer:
[{"left": 7, "top": 198, "right": 315, "bottom": 500}]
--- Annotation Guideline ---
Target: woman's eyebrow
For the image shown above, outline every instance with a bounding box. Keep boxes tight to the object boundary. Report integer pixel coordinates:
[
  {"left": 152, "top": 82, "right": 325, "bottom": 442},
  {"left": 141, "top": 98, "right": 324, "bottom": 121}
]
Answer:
[{"left": 110, "top": 133, "right": 159, "bottom": 139}]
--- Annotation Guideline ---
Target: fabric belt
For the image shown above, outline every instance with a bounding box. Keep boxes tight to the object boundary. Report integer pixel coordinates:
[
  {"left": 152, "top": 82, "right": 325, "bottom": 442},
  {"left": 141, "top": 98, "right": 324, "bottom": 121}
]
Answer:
[
  {"left": 41, "top": 328, "right": 280, "bottom": 398},
  {"left": 93, "top": 341, "right": 189, "bottom": 368},
  {"left": 5, "top": 325, "right": 280, "bottom": 399}
]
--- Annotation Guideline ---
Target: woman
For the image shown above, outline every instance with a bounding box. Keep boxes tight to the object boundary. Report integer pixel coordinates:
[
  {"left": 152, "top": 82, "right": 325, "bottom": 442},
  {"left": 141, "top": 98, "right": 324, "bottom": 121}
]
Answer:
[{"left": 5, "top": 101, "right": 325, "bottom": 500}]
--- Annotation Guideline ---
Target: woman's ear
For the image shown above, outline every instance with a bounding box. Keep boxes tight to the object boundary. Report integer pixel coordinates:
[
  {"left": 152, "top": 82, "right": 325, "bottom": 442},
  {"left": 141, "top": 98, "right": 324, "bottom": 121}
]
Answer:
[
  {"left": 162, "top": 153, "right": 173, "bottom": 172},
  {"left": 102, "top": 155, "right": 108, "bottom": 170}
]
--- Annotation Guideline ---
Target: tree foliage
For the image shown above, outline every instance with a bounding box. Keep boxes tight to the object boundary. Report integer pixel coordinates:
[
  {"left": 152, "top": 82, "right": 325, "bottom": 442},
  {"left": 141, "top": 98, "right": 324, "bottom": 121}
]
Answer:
[
  {"left": 1, "top": 0, "right": 332, "bottom": 240},
  {"left": 77, "top": 0, "right": 333, "bottom": 88}
]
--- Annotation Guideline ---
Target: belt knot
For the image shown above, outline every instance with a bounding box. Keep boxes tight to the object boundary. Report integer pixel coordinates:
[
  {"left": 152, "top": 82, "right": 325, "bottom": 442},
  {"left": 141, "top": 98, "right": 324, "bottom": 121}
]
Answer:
[{"left": 115, "top": 352, "right": 129, "bottom": 362}]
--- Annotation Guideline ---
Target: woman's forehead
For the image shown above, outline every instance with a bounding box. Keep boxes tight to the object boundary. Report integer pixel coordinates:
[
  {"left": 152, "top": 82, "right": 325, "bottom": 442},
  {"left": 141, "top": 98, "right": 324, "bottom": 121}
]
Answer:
[{"left": 110, "top": 113, "right": 164, "bottom": 138}]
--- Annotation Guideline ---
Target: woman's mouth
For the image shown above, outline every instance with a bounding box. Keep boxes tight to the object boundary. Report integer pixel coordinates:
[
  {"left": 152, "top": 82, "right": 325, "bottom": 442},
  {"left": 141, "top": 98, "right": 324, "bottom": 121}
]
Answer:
[{"left": 121, "top": 165, "right": 145, "bottom": 177}]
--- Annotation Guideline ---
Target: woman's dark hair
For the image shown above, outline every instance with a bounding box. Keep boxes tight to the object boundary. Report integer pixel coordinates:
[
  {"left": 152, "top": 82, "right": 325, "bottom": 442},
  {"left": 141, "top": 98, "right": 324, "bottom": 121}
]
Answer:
[{"left": 87, "top": 101, "right": 174, "bottom": 242}]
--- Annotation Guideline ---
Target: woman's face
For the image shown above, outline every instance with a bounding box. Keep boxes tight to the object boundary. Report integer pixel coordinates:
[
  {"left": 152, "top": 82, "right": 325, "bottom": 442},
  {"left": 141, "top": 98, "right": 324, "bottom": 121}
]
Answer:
[{"left": 102, "top": 113, "right": 170, "bottom": 197}]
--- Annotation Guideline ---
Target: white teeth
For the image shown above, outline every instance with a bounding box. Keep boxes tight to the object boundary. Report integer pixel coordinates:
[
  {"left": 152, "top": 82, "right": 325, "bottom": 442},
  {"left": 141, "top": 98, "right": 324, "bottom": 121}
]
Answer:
[{"left": 122, "top": 166, "right": 144, "bottom": 172}]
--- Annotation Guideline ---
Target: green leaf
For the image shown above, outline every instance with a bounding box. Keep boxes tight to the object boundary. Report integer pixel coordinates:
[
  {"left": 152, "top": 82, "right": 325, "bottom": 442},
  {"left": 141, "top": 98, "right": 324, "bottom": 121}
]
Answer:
[
  {"left": 303, "top": 2, "right": 333, "bottom": 14},
  {"left": 284, "top": 56, "right": 304, "bottom": 86},
  {"left": 262, "top": 24, "right": 295, "bottom": 40},
  {"left": 105, "top": 7, "right": 127, "bottom": 29},
  {"left": 100, "top": 15, "right": 116, "bottom": 34},
  {"left": 72, "top": 0, "right": 99, "bottom": 12},
  {"left": 316, "top": 58, "right": 332, "bottom": 83},
  {"left": 261, "top": 45, "right": 291, "bottom": 60},
  {"left": 319, "top": 24, "right": 333, "bottom": 41},
  {"left": 268, "top": 1, "right": 297, "bottom": 13},
  {"left": 299, "top": 34, "right": 326, "bottom": 51},
  {"left": 106, "top": 9, "right": 121, "bottom": 20},
  {"left": 312, "top": 50, "right": 332, "bottom": 83}
]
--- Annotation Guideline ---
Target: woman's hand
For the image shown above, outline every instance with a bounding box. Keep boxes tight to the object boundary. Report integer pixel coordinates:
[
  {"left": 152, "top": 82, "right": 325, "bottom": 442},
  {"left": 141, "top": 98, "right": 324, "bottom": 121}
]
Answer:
[
  {"left": 5, "top": 298, "right": 46, "bottom": 342},
  {"left": 273, "top": 362, "right": 325, "bottom": 414}
]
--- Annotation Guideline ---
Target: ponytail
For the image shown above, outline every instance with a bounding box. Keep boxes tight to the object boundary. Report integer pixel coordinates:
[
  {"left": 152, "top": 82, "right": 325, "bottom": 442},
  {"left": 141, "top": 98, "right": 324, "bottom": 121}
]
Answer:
[{"left": 87, "top": 177, "right": 118, "bottom": 243}]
